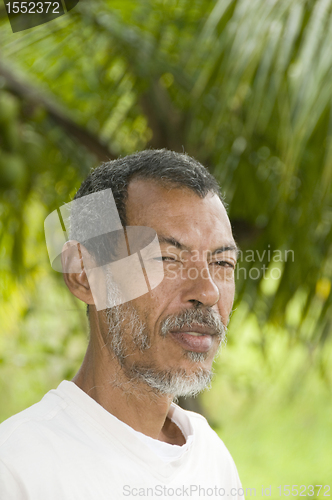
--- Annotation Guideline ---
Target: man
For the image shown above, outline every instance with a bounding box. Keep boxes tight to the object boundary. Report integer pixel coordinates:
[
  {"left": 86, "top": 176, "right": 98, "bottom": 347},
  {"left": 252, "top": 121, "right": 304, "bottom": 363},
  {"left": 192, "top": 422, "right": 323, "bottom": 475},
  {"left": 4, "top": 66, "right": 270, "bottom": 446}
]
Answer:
[{"left": 0, "top": 149, "right": 243, "bottom": 499}]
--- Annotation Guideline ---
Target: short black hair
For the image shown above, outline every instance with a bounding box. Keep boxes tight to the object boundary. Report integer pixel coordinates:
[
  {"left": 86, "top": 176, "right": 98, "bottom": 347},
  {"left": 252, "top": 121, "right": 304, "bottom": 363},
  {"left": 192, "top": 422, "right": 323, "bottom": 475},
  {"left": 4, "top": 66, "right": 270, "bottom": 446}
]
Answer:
[
  {"left": 74, "top": 148, "right": 223, "bottom": 226},
  {"left": 70, "top": 149, "right": 224, "bottom": 317}
]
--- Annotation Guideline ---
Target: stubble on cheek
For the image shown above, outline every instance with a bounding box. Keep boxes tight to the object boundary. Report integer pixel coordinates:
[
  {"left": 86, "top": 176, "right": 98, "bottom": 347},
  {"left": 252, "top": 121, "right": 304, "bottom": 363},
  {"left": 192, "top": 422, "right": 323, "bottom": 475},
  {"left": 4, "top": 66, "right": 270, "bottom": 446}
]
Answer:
[{"left": 105, "top": 303, "right": 151, "bottom": 365}]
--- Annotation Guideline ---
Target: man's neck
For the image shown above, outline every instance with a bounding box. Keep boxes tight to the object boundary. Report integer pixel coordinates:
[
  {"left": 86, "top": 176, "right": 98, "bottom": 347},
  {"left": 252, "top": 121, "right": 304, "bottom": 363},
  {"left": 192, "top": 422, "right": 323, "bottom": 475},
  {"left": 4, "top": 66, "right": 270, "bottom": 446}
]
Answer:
[{"left": 72, "top": 338, "right": 185, "bottom": 445}]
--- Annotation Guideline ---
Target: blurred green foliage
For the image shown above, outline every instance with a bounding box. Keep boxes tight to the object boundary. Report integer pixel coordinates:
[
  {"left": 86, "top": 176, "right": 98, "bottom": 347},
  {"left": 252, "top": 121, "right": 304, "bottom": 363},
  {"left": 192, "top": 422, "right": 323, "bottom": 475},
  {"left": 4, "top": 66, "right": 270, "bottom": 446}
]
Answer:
[
  {"left": 1, "top": 0, "right": 332, "bottom": 342},
  {"left": 0, "top": 0, "right": 331, "bottom": 492}
]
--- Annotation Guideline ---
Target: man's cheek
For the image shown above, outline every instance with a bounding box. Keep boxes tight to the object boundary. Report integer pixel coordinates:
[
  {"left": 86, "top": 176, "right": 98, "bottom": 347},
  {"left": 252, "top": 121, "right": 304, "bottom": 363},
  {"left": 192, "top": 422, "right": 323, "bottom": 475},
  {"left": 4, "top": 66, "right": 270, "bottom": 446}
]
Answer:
[{"left": 218, "top": 284, "right": 235, "bottom": 315}]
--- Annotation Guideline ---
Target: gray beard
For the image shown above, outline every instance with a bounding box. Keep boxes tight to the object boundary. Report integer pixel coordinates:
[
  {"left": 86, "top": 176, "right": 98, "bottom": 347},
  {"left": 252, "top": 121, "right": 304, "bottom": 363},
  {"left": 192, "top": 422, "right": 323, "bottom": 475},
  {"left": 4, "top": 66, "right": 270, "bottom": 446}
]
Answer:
[{"left": 105, "top": 278, "right": 227, "bottom": 398}]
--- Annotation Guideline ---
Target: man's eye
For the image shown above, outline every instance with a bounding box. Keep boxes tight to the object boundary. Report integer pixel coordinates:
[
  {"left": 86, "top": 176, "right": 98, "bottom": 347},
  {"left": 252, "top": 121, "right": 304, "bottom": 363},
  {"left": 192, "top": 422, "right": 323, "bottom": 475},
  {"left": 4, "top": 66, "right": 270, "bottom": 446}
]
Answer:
[
  {"left": 153, "top": 256, "right": 175, "bottom": 262},
  {"left": 213, "top": 261, "right": 235, "bottom": 269}
]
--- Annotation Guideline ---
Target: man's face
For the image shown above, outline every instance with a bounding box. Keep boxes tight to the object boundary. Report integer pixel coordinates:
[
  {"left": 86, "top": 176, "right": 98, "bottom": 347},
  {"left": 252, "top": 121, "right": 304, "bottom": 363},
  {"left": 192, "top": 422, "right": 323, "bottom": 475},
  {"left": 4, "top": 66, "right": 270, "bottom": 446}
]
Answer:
[{"left": 104, "top": 179, "right": 237, "bottom": 397}]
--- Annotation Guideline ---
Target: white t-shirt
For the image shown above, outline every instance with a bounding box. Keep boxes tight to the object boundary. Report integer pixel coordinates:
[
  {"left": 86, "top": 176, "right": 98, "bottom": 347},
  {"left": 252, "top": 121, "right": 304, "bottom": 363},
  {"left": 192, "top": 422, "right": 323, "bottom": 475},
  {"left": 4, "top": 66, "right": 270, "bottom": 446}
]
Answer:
[
  {"left": 125, "top": 409, "right": 194, "bottom": 463},
  {"left": 0, "top": 381, "right": 244, "bottom": 499}
]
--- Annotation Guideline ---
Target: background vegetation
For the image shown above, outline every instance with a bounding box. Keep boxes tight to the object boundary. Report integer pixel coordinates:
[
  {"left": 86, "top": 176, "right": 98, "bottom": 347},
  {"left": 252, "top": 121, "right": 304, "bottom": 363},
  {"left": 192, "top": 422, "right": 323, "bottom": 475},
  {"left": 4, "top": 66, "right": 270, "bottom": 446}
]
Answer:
[{"left": 0, "top": 0, "right": 331, "bottom": 497}]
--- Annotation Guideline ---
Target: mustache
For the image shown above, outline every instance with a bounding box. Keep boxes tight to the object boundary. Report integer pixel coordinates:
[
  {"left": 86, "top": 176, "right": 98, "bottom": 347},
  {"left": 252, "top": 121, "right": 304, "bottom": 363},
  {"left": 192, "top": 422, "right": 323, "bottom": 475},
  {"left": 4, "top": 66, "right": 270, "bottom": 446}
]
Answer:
[{"left": 160, "top": 308, "right": 227, "bottom": 340}]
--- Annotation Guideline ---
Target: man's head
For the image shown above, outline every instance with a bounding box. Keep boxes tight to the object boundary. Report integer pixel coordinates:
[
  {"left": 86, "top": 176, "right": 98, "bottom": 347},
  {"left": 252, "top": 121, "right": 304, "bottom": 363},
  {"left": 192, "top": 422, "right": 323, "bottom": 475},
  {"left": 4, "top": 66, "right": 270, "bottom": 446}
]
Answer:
[{"left": 64, "top": 149, "right": 237, "bottom": 398}]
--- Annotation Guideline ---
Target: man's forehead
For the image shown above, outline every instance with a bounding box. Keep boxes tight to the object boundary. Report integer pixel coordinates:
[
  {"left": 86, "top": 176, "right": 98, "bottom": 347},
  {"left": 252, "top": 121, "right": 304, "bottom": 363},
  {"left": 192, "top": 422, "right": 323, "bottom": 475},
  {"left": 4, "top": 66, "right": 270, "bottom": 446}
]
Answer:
[
  {"left": 126, "top": 178, "right": 228, "bottom": 222},
  {"left": 124, "top": 178, "right": 235, "bottom": 253}
]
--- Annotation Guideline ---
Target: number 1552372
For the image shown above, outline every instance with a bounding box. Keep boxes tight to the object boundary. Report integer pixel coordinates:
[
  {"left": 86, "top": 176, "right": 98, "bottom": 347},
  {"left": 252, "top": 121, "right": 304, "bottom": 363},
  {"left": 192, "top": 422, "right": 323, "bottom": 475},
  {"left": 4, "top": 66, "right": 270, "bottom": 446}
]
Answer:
[{"left": 5, "top": 2, "right": 60, "bottom": 14}]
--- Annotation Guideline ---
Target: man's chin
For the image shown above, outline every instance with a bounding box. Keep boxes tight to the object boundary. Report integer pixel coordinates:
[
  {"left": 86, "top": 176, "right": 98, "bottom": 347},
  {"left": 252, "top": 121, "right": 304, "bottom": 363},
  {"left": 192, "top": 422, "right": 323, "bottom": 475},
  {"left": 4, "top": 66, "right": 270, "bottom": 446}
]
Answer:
[
  {"left": 126, "top": 363, "right": 213, "bottom": 398},
  {"left": 184, "top": 350, "right": 209, "bottom": 363}
]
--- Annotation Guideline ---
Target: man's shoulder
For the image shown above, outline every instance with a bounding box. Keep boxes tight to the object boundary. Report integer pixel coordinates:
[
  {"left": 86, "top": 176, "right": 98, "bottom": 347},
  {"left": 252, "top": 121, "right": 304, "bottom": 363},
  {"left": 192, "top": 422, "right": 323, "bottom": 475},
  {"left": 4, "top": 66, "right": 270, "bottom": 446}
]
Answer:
[
  {"left": 0, "top": 386, "right": 67, "bottom": 453},
  {"left": 174, "top": 404, "right": 240, "bottom": 480},
  {"left": 177, "top": 406, "right": 210, "bottom": 429},
  {"left": 173, "top": 404, "right": 230, "bottom": 451},
  {"left": 173, "top": 403, "right": 215, "bottom": 430}
]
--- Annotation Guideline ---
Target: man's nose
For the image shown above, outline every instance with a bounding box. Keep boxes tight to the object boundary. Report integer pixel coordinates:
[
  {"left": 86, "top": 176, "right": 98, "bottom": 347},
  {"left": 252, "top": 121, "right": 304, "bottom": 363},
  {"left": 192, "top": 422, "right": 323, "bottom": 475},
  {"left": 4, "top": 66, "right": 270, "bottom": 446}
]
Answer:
[{"left": 179, "top": 263, "right": 220, "bottom": 308}]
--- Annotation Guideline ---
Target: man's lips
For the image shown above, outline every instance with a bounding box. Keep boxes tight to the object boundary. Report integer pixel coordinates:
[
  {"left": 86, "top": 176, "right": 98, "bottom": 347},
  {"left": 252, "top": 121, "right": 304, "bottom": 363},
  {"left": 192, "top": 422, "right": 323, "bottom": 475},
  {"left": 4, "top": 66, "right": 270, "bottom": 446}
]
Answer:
[{"left": 169, "top": 325, "right": 217, "bottom": 353}]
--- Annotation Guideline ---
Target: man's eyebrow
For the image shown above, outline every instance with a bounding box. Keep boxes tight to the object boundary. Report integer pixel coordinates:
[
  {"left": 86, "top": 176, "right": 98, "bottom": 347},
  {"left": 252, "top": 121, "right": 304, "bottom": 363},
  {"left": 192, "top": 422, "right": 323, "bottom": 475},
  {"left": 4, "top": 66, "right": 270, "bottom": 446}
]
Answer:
[
  {"left": 158, "top": 235, "right": 239, "bottom": 257},
  {"left": 158, "top": 235, "right": 190, "bottom": 251},
  {"left": 212, "top": 245, "right": 239, "bottom": 258}
]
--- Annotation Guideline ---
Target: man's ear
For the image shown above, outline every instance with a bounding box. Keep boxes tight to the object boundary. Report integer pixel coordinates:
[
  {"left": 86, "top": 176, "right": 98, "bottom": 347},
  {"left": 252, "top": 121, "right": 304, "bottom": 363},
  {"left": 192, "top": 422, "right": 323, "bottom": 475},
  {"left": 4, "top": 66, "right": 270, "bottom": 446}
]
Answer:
[{"left": 61, "top": 240, "right": 96, "bottom": 305}]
